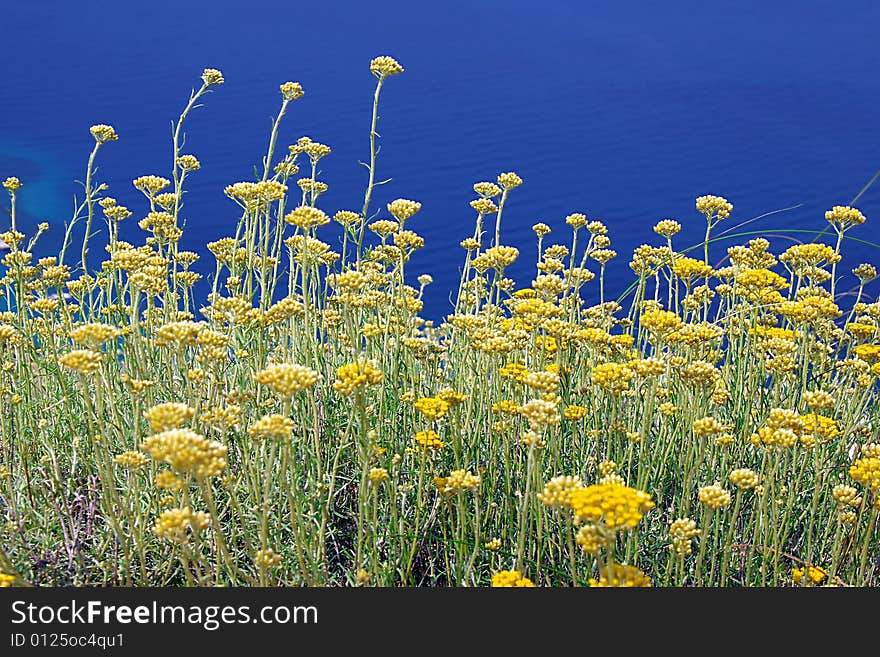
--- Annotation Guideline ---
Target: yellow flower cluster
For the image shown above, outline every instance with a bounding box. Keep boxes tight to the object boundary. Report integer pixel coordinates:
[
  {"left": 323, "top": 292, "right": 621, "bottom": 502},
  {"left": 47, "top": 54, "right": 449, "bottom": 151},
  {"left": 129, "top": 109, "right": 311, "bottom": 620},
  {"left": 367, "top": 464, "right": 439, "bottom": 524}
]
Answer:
[
  {"left": 58, "top": 349, "right": 102, "bottom": 374},
  {"left": 520, "top": 398, "right": 560, "bottom": 429},
  {"left": 849, "top": 457, "right": 880, "bottom": 490},
  {"left": 629, "top": 357, "right": 666, "bottom": 377},
  {"left": 434, "top": 469, "right": 481, "bottom": 495},
  {"left": 792, "top": 565, "right": 827, "bottom": 586},
  {"left": 152, "top": 507, "right": 211, "bottom": 542},
  {"left": 854, "top": 344, "right": 880, "bottom": 363},
  {"left": 750, "top": 408, "right": 804, "bottom": 449},
  {"left": 70, "top": 323, "right": 122, "bottom": 346},
  {"left": 387, "top": 198, "right": 421, "bottom": 222},
  {"left": 591, "top": 362, "right": 634, "bottom": 393},
  {"left": 119, "top": 374, "right": 156, "bottom": 396},
  {"left": 280, "top": 81, "right": 304, "bottom": 101},
  {"left": 523, "top": 370, "right": 559, "bottom": 393},
  {"left": 368, "top": 468, "right": 389, "bottom": 484},
  {"left": 248, "top": 414, "right": 295, "bottom": 441},
  {"left": 497, "top": 172, "right": 523, "bottom": 190},
  {"left": 0, "top": 324, "right": 22, "bottom": 345},
  {"left": 831, "top": 484, "right": 861, "bottom": 508},
  {"left": 825, "top": 205, "right": 866, "bottom": 228},
  {"left": 370, "top": 56, "right": 404, "bottom": 77},
  {"left": 654, "top": 219, "right": 681, "bottom": 237},
  {"left": 698, "top": 483, "right": 732, "bottom": 509},
  {"left": 696, "top": 195, "right": 733, "bottom": 220},
  {"left": 2, "top": 177, "right": 22, "bottom": 192},
  {"left": 155, "top": 470, "right": 184, "bottom": 491},
  {"left": 89, "top": 124, "right": 119, "bottom": 144},
  {"left": 255, "top": 363, "right": 319, "bottom": 396},
  {"left": 575, "top": 523, "right": 610, "bottom": 554},
  {"left": 477, "top": 245, "right": 520, "bottom": 270},
  {"left": 437, "top": 388, "right": 467, "bottom": 406},
  {"left": 490, "top": 570, "right": 534, "bottom": 587},
  {"left": 801, "top": 413, "right": 841, "bottom": 443},
  {"left": 176, "top": 154, "right": 200, "bottom": 172},
  {"left": 729, "top": 468, "right": 759, "bottom": 490},
  {"left": 414, "top": 430, "right": 444, "bottom": 450},
  {"left": 499, "top": 361, "right": 529, "bottom": 382},
  {"left": 640, "top": 309, "right": 682, "bottom": 334},
  {"left": 803, "top": 390, "right": 835, "bottom": 410},
  {"left": 255, "top": 548, "right": 283, "bottom": 569},
  {"left": 693, "top": 416, "right": 726, "bottom": 436},
  {"left": 492, "top": 399, "right": 521, "bottom": 415},
  {"left": 471, "top": 198, "right": 498, "bottom": 214},
  {"left": 567, "top": 484, "right": 654, "bottom": 530},
  {"left": 414, "top": 396, "right": 450, "bottom": 420},
  {"left": 225, "top": 181, "right": 288, "bottom": 206},
  {"left": 862, "top": 443, "right": 880, "bottom": 458},
  {"left": 672, "top": 256, "right": 713, "bottom": 279},
  {"left": 284, "top": 206, "right": 330, "bottom": 229},
  {"left": 563, "top": 404, "right": 589, "bottom": 420},
  {"left": 144, "top": 402, "right": 195, "bottom": 432},
  {"left": 141, "top": 429, "right": 227, "bottom": 479},
  {"left": 669, "top": 518, "right": 700, "bottom": 555},
  {"left": 778, "top": 295, "right": 841, "bottom": 324},
  {"left": 332, "top": 359, "right": 383, "bottom": 395},
  {"left": 589, "top": 564, "right": 652, "bottom": 587},
  {"left": 201, "top": 68, "right": 225, "bottom": 86},
  {"left": 114, "top": 451, "right": 150, "bottom": 469},
  {"left": 475, "top": 182, "right": 502, "bottom": 198},
  {"left": 538, "top": 475, "right": 583, "bottom": 507},
  {"left": 133, "top": 175, "right": 171, "bottom": 196}
]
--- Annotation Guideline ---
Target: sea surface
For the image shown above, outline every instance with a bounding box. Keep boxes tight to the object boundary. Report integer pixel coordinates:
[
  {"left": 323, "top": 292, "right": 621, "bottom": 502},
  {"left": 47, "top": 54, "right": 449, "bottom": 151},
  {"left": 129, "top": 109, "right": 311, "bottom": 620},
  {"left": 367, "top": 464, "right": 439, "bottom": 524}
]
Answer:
[{"left": 2, "top": 0, "right": 880, "bottom": 318}]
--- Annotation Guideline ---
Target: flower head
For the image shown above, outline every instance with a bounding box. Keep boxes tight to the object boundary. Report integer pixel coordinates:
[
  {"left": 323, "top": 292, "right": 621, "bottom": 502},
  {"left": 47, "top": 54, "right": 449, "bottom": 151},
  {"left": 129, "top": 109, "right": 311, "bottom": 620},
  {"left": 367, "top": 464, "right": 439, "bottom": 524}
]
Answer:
[
  {"left": 280, "top": 81, "right": 304, "bottom": 101},
  {"left": 90, "top": 124, "right": 118, "bottom": 143},
  {"left": 825, "top": 205, "right": 866, "bottom": 229},
  {"left": 589, "top": 564, "right": 651, "bottom": 587},
  {"left": 248, "top": 414, "right": 296, "bottom": 442},
  {"left": 255, "top": 363, "right": 319, "bottom": 396},
  {"left": 414, "top": 429, "right": 445, "bottom": 450},
  {"left": 141, "top": 429, "right": 227, "bottom": 479},
  {"left": 654, "top": 219, "right": 681, "bottom": 238},
  {"left": 414, "top": 396, "right": 450, "bottom": 421},
  {"left": 152, "top": 507, "right": 211, "bottom": 542},
  {"left": 792, "top": 565, "right": 827, "bottom": 586},
  {"left": 850, "top": 456, "right": 880, "bottom": 490},
  {"left": 698, "top": 483, "right": 732, "bottom": 509},
  {"left": 491, "top": 570, "right": 535, "bottom": 587},
  {"left": 58, "top": 349, "right": 102, "bottom": 375},
  {"left": 332, "top": 359, "right": 383, "bottom": 395},
  {"left": 201, "top": 68, "right": 225, "bottom": 86},
  {"left": 368, "top": 468, "right": 389, "bottom": 484},
  {"left": 696, "top": 195, "right": 733, "bottom": 221},
  {"left": 370, "top": 56, "right": 404, "bottom": 77},
  {"left": 387, "top": 199, "right": 421, "bottom": 222},
  {"left": 729, "top": 468, "right": 759, "bottom": 490},
  {"left": 434, "top": 469, "right": 481, "bottom": 495},
  {"left": 144, "top": 402, "right": 195, "bottom": 432},
  {"left": 497, "top": 172, "right": 523, "bottom": 190},
  {"left": 538, "top": 475, "right": 583, "bottom": 507},
  {"left": 567, "top": 483, "right": 654, "bottom": 530},
  {"left": 284, "top": 206, "right": 330, "bottom": 230}
]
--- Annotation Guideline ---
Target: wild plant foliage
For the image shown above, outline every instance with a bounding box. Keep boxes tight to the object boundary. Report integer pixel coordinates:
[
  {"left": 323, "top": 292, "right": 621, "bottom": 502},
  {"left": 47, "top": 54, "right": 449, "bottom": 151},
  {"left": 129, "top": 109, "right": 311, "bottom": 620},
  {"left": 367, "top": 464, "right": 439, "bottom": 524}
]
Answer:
[{"left": 0, "top": 58, "right": 878, "bottom": 587}]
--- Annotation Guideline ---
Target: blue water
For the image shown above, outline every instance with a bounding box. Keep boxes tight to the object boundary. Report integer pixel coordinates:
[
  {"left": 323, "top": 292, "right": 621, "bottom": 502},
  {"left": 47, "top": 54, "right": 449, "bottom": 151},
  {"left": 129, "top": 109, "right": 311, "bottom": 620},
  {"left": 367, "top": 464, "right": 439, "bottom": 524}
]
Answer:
[{"left": 2, "top": 0, "right": 880, "bottom": 317}]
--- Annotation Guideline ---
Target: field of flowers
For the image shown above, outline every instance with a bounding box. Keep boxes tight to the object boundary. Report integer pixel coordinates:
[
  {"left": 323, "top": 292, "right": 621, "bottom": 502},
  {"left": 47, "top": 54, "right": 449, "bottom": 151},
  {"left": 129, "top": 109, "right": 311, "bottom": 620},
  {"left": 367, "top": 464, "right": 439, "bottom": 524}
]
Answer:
[{"left": 0, "top": 57, "right": 878, "bottom": 587}]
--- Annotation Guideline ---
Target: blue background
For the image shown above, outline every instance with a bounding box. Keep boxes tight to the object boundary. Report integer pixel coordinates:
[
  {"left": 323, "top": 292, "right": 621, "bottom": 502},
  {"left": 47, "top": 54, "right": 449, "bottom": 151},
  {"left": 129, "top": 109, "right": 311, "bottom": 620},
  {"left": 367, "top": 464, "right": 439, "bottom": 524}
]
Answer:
[{"left": 2, "top": 0, "right": 879, "bottom": 317}]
